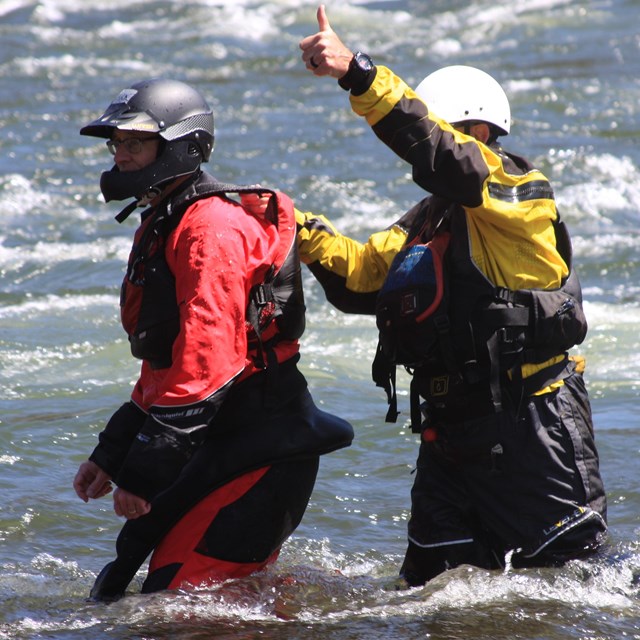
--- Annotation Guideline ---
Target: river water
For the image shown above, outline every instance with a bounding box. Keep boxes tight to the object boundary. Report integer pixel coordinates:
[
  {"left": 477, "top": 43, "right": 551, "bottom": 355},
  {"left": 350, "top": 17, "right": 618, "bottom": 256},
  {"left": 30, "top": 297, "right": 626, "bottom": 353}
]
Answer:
[{"left": 1, "top": 0, "right": 639, "bottom": 638}]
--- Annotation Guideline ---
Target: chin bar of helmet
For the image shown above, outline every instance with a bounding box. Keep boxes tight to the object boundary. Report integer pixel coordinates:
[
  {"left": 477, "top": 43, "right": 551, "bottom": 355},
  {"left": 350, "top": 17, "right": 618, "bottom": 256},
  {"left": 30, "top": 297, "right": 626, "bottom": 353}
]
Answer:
[{"left": 100, "top": 139, "right": 202, "bottom": 222}]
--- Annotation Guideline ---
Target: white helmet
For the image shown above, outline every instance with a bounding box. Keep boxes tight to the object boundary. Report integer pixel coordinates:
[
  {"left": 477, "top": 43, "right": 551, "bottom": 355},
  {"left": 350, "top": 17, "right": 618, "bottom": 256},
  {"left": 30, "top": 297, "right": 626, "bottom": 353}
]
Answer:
[{"left": 414, "top": 65, "right": 511, "bottom": 136}]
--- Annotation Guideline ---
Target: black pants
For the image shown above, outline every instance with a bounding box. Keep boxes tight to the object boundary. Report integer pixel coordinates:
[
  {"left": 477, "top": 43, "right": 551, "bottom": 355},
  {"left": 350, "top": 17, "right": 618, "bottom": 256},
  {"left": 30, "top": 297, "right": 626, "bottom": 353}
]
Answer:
[{"left": 401, "top": 368, "right": 607, "bottom": 586}]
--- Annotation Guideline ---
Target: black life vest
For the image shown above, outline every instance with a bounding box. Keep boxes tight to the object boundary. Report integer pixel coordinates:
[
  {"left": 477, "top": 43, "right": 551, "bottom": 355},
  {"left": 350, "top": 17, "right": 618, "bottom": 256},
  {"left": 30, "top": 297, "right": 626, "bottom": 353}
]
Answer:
[
  {"left": 120, "top": 172, "right": 306, "bottom": 370},
  {"left": 373, "top": 196, "right": 587, "bottom": 428}
]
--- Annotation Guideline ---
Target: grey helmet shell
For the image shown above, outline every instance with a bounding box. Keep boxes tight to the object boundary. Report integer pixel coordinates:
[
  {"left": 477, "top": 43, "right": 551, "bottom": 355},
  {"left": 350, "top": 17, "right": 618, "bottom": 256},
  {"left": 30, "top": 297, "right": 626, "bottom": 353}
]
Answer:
[{"left": 81, "top": 78, "right": 214, "bottom": 202}]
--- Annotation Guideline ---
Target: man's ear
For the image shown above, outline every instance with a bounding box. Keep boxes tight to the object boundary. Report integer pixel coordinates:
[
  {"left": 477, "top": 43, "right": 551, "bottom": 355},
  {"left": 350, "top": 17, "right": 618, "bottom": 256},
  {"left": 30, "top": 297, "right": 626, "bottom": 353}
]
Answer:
[{"left": 471, "top": 123, "right": 491, "bottom": 144}]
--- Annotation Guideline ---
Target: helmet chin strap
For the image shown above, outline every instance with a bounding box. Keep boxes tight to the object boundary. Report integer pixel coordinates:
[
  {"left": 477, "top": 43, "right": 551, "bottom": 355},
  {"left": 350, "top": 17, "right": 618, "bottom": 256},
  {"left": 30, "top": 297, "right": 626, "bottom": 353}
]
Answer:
[
  {"left": 114, "top": 187, "right": 163, "bottom": 223},
  {"left": 114, "top": 201, "right": 139, "bottom": 224},
  {"left": 113, "top": 174, "right": 198, "bottom": 224}
]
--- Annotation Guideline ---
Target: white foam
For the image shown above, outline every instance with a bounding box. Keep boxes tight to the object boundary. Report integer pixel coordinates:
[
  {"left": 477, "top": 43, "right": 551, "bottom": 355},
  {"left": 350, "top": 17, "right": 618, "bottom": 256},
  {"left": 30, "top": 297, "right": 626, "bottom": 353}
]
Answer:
[
  {"left": 0, "top": 236, "right": 130, "bottom": 272},
  {"left": 548, "top": 152, "right": 640, "bottom": 228},
  {"left": 572, "top": 232, "right": 639, "bottom": 260},
  {"left": 0, "top": 293, "right": 118, "bottom": 319},
  {"left": 0, "top": 0, "right": 30, "bottom": 18},
  {"left": 583, "top": 300, "right": 640, "bottom": 327},
  {"left": 0, "top": 174, "right": 51, "bottom": 217}
]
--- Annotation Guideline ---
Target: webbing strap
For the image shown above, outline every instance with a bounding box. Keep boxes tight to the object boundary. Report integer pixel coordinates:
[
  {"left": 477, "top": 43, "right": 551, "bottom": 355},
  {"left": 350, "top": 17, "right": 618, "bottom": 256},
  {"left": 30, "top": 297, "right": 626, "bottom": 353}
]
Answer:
[
  {"left": 482, "top": 306, "right": 530, "bottom": 328},
  {"left": 486, "top": 331, "right": 504, "bottom": 412},
  {"left": 371, "top": 342, "right": 400, "bottom": 423},
  {"left": 433, "top": 315, "right": 458, "bottom": 374},
  {"left": 409, "top": 376, "right": 423, "bottom": 433}
]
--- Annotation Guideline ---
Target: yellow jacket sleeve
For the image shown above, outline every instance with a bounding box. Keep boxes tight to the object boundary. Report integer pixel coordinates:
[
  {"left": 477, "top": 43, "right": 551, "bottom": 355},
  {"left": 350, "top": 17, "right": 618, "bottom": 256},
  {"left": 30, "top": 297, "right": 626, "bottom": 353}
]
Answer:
[{"left": 295, "top": 207, "right": 408, "bottom": 313}]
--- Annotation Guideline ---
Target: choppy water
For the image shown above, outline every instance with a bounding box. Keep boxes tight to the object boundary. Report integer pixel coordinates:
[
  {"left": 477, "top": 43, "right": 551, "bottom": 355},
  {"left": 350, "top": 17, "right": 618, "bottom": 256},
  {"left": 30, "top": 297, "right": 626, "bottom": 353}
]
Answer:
[{"left": 1, "top": 0, "right": 639, "bottom": 638}]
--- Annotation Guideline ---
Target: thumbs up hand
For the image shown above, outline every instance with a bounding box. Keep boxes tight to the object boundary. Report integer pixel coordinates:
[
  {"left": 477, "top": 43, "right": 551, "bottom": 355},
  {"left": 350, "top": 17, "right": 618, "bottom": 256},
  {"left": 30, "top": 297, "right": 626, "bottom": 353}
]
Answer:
[{"left": 299, "top": 5, "right": 354, "bottom": 78}]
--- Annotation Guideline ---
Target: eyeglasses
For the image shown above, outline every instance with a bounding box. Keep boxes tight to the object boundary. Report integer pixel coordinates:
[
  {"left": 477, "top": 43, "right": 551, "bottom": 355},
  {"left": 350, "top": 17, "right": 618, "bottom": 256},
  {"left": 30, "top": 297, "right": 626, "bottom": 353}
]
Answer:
[{"left": 106, "top": 137, "right": 158, "bottom": 155}]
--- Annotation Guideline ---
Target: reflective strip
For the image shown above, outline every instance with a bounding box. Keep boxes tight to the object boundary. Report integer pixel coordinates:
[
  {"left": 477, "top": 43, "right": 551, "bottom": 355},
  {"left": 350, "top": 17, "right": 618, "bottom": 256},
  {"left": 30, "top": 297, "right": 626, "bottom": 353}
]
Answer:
[
  {"left": 408, "top": 535, "right": 475, "bottom": 549},
  {"left": 487, "top": 179, "right": 555, "bottom": 203}
]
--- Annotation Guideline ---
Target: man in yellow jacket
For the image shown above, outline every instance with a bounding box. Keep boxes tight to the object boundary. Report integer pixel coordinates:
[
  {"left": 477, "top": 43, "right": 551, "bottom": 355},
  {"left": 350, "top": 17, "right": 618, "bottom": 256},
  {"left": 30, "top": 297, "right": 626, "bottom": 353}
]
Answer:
[{"left": 296, "top": 5, "right": 607, "bottom": 587}]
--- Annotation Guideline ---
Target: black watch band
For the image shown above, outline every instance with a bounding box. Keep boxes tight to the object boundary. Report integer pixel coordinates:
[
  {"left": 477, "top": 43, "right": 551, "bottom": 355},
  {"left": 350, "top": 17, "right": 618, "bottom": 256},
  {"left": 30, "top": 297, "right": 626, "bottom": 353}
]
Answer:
[{"left": 338, "top": 51, "right": 375, "bottom": 94}]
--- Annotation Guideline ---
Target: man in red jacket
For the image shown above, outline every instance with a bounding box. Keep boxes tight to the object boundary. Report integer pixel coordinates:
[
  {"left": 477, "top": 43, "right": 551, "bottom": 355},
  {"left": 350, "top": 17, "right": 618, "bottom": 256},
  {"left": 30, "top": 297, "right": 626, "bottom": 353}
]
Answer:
[{"left": 73, "top": 78, "right": 353, "bottom": 599}]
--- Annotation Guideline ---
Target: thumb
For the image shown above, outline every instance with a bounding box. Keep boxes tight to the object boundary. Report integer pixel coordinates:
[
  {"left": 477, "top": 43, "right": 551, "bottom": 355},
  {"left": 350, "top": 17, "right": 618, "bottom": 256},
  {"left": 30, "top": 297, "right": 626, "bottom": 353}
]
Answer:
[{"left": 317, "top": 4, "right": 331, "bottom": 32}]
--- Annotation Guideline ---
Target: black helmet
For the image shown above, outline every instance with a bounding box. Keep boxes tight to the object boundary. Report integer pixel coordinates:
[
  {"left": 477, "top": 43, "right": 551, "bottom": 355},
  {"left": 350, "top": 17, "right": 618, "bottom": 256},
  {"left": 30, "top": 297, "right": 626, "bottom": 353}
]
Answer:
[{"left": 80, "top": 78, "right": 214, "bottom": 203}]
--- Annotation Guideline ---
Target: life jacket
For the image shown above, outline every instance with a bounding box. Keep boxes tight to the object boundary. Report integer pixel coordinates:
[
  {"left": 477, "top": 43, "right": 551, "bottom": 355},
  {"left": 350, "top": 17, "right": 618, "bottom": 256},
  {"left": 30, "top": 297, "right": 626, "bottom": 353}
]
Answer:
[
  {"left": 373, "top": 196, "right": 587, "bottom": 429},
  {"left": 120, "top": 172, "right": 306, "bottom": 371}
]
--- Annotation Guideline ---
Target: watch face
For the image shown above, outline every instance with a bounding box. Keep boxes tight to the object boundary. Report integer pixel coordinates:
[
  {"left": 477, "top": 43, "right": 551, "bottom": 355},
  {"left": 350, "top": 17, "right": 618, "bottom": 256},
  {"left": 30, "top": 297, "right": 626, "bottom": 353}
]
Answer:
[
  {"left": 355, "top": 52, "right": 373, "bottom": 72},
  {"left": 338, "top": 51, "right": 374, "bottom": 91}
]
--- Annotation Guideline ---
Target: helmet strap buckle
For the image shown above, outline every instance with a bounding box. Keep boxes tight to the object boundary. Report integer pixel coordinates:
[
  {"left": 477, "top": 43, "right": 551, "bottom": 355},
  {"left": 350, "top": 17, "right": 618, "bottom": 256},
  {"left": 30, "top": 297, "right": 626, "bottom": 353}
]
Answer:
[{"left": 138, "top": 187, "right": 162, "bottom": 206}]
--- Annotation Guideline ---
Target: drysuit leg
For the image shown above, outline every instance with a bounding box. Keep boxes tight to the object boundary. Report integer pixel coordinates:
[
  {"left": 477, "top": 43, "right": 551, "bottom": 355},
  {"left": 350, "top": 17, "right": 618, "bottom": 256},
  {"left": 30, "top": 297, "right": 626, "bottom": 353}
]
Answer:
[{"left": 142, "top": 457, "right": 320, "bottom": 592}]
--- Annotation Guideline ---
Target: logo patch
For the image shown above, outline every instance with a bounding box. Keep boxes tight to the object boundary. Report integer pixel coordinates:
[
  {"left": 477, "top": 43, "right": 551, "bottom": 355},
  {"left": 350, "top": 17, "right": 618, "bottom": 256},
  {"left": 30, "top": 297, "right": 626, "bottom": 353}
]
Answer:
[
  {"left": 114, "top": 88, "right": 138, "bottom": 105},
  {"left": 430, "top": 375, "right": 449, "bottom": 397}
]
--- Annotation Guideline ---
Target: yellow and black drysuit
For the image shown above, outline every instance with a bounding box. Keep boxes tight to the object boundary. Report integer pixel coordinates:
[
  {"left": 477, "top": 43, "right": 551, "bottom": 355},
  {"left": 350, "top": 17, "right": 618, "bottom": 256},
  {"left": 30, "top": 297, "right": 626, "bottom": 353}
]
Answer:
[{"left": 296, "top": 65, "right": 607, "bottom": 585}]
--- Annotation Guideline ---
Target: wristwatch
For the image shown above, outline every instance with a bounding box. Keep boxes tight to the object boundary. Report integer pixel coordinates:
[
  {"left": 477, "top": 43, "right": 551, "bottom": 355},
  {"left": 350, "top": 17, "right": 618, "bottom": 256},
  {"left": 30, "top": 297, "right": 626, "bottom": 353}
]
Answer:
[{"left": 338, "top": 51, "right": 375, "bottom": 93}]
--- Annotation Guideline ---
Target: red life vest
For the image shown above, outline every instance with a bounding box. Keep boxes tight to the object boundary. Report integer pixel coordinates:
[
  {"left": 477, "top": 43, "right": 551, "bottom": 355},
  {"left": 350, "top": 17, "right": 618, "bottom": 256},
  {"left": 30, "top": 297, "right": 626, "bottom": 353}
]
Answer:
[{"left": 120, "top": 173, "right": 306, "bottom": 373}]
